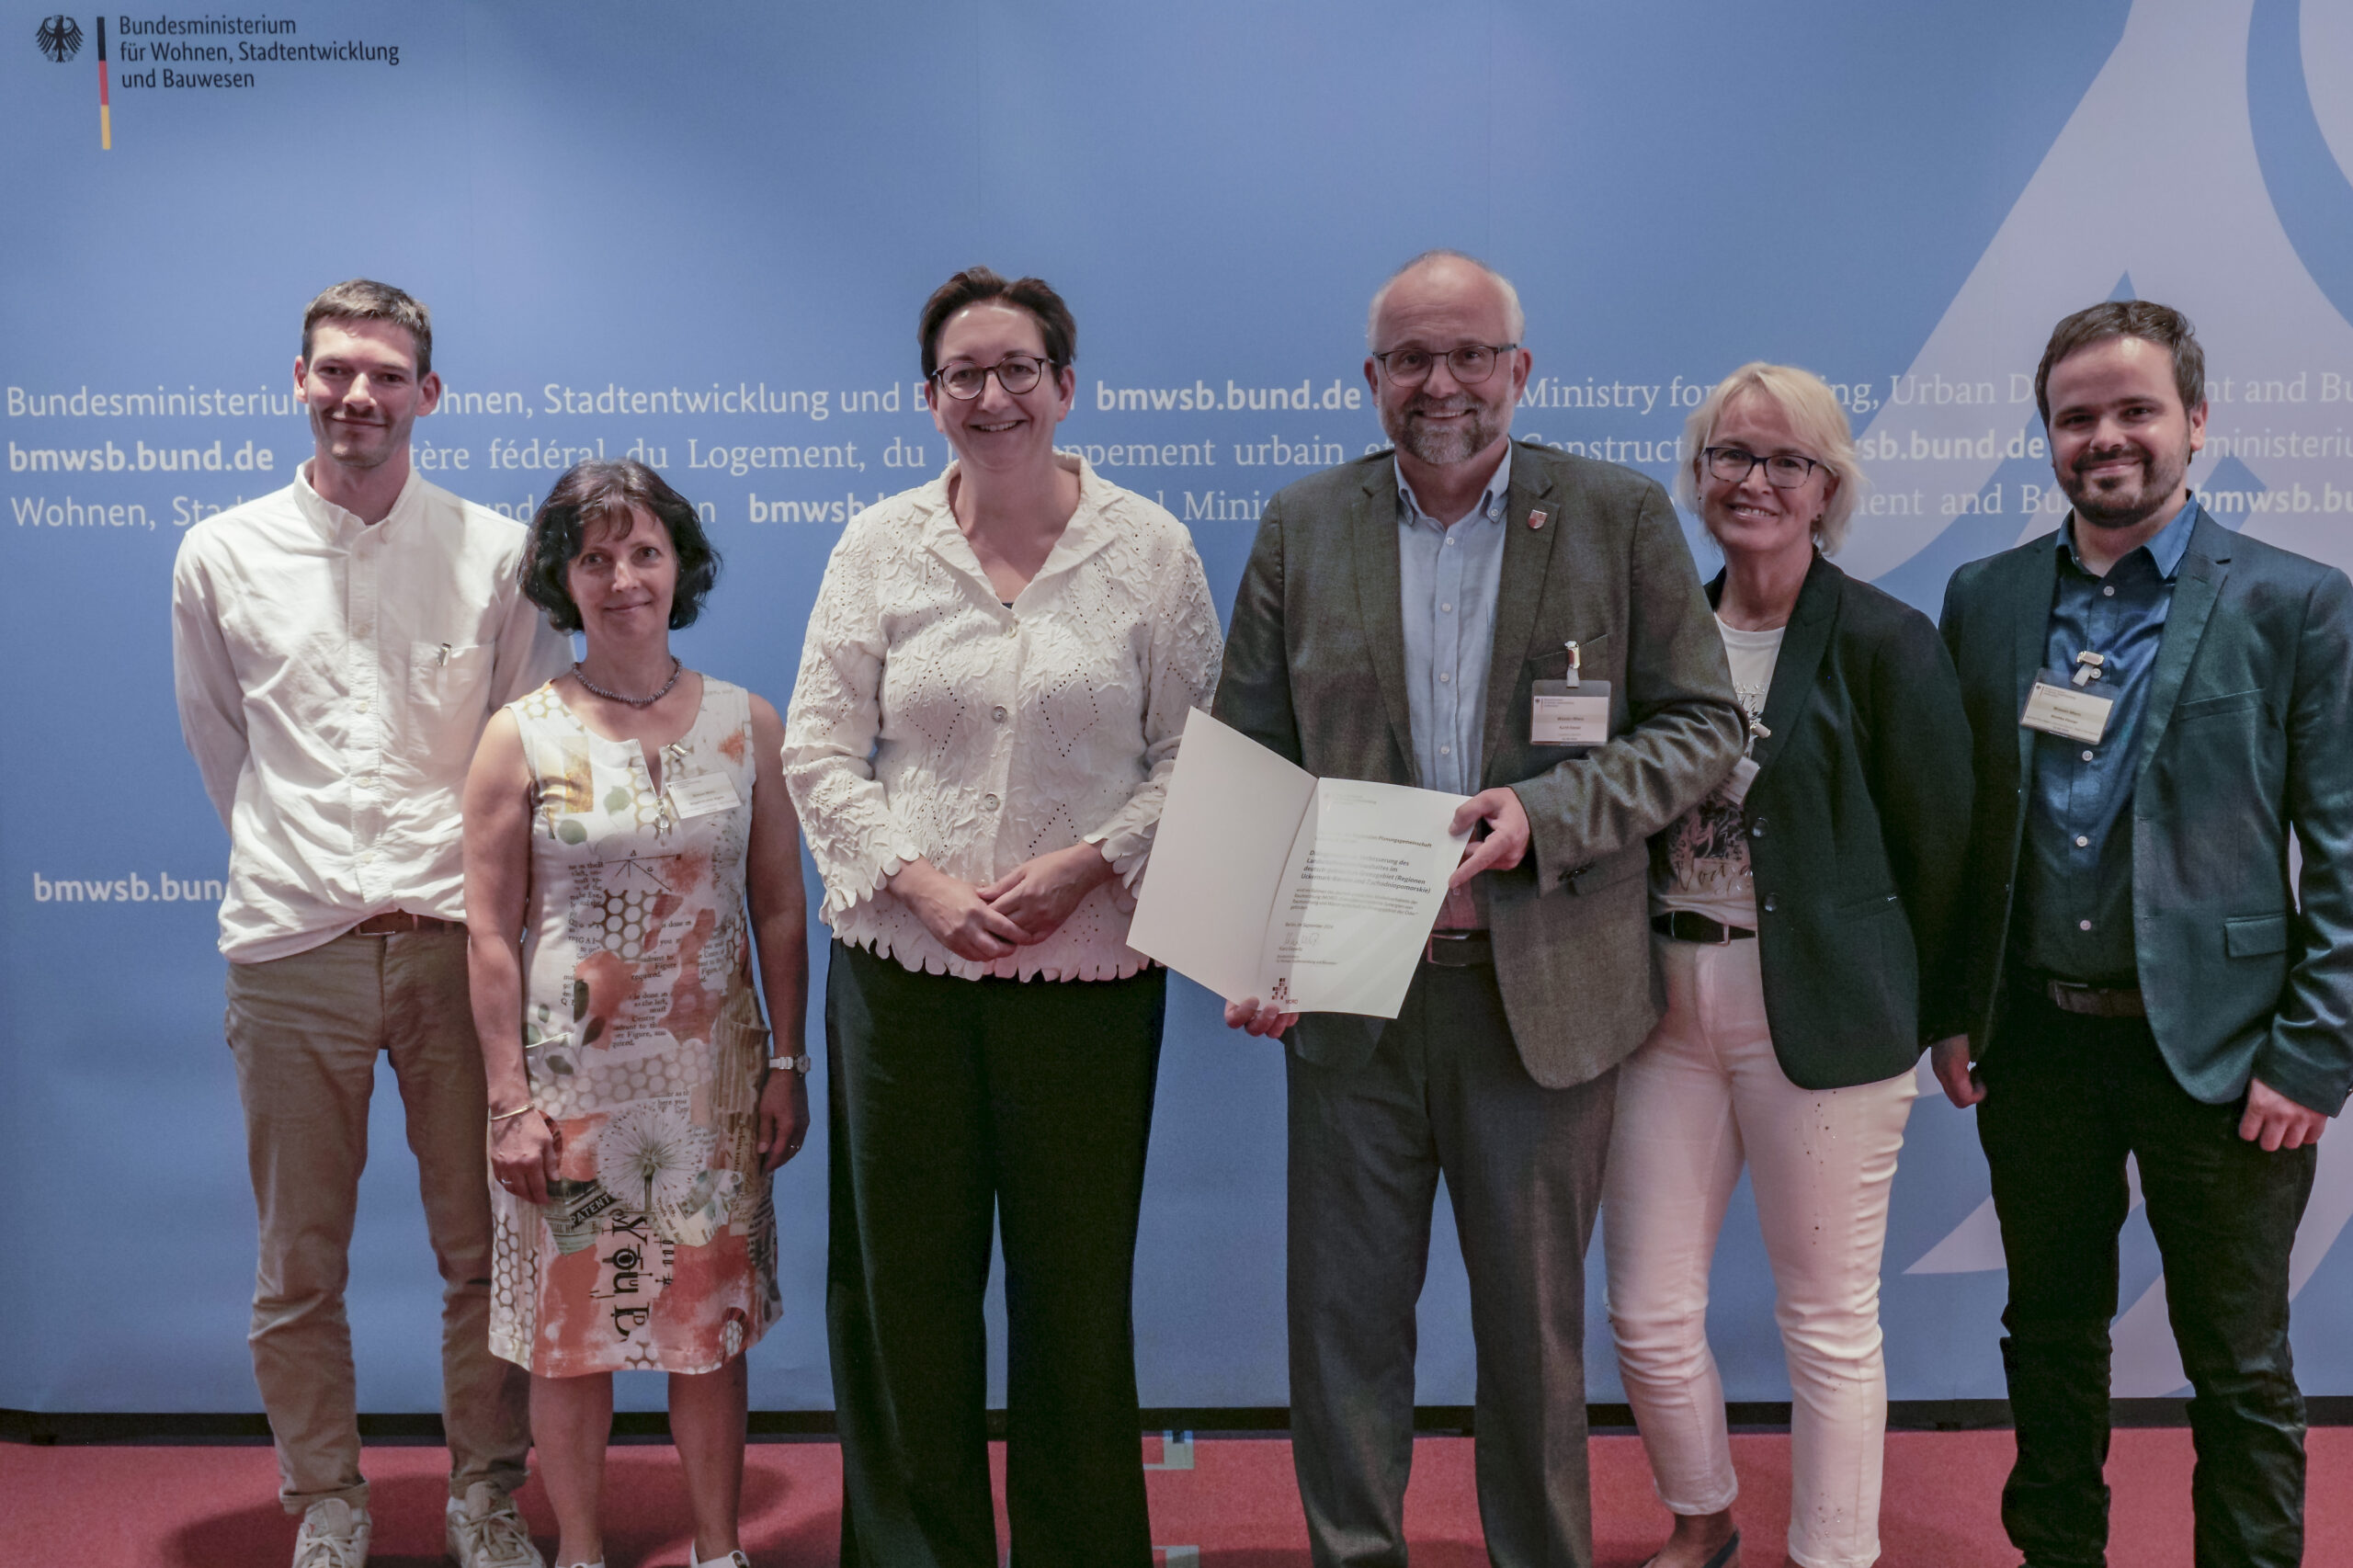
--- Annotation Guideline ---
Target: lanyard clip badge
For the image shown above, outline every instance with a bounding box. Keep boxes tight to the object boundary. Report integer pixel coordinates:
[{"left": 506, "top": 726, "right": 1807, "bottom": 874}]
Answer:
[
  {"left": 1563, "top": 641, "right": 1580, "bottom": 688},
  {"left": 2019, "top": 649, "right": 2117, "bottom": 744}
]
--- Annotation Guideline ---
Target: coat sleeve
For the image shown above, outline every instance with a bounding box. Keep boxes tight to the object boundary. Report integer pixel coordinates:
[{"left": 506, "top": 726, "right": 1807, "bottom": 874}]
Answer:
[
  {"left": 779, "top": 517, "right": 927, "bottom": 919},
  {"left": 1211, "top": 497, "right": 1303, "bottom": 767},
  {"left": 1083, "top": 528, "right": 1225, "bottom": 888},
  {"left": 2261, "top": 564, "right": 2353, "bottom": 1116},
  {"left": 1513, "top": 482, "right": 1745, "bottom": 890},
  {"left": 1866, "top": 606, "right": 1975, "bottom": 1042}
]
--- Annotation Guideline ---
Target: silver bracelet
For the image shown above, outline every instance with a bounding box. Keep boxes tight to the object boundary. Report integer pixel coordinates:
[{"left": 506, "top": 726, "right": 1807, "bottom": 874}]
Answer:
[
  {"left": 767, "top": 1053, "right": 812, "bottom": 1074},
  {"left": 488, "top": 1103, "right": 538, "bottom": 1123}
]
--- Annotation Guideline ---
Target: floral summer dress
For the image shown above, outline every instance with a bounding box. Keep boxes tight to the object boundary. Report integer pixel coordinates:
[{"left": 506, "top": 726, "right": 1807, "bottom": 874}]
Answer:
[{"left": 487, "top": 676, "right": 781, "bottom": 1376}]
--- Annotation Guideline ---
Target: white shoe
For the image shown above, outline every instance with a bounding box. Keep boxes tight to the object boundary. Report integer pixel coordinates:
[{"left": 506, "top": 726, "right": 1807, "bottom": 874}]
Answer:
[
  {"left": 446, "top": 1481, "right": 546, "bottom": 1568},
  {"left": 688, "top": 1550, "right": 751, "bottom": 1568},
  {"left": 292, "top": 1498, "right": 372, "bottom": 1568}
]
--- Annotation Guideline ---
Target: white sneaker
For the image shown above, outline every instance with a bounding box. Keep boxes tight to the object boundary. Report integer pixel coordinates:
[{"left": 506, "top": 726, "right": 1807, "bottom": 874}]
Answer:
[
  {"left": 688, "top": 1551, "right": 751, "bottom": 1568},
  {"left": 292, "top": 1498, "right": 372, "bottom": 1568},
  {"left": 446, "top": 1481, "right": 545, "bottom": 1568}
]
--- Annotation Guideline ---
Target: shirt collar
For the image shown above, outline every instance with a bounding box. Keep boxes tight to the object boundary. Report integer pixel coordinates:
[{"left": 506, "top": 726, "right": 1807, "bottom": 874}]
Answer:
[
  {"left": 2058, "top": 493, "right": 2200, "bottom": 582},
  {"left": 293, "top": 460, "right": 425, "bottom": 540},
  {"left": 918, "top": 450, "right": 1118, "bottom": 587},
  {"left": 1395, "top": 446, "right": 1512, "bottom": 532}
]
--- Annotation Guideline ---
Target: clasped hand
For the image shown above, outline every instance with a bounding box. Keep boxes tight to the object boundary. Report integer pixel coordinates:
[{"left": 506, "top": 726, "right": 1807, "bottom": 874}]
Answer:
[{"left": 892, "top": 845, "right": 1117, "bottom": 962}]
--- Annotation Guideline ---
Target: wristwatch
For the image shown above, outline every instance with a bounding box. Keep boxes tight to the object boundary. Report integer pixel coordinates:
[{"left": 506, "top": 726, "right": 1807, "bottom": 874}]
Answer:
[{"left": 767, "top": 1053, "right": 813, "bottom": 1074}]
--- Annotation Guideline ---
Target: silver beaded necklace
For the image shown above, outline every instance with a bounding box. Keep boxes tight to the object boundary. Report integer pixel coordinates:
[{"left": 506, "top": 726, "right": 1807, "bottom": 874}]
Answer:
[{"left": 572, "top": 655, "right": 683, "bottom": 708}]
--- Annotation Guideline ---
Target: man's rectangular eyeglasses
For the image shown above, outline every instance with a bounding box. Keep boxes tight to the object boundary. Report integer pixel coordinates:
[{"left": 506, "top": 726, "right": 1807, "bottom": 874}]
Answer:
[
  {"left": 1703, "top": 447, "right": 1825, "bottom": 487},
  {"left": 1370, "top": 343, "right": 1518, "bottom": 387},
  {"left": 931, "top": 354, "right": 1056, "bottom": 400}
]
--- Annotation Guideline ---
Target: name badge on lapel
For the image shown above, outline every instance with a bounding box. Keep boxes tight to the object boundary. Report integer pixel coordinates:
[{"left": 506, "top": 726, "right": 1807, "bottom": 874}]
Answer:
[{"left": 1530, "top": 640, "right": 1610, "bottom": 744}]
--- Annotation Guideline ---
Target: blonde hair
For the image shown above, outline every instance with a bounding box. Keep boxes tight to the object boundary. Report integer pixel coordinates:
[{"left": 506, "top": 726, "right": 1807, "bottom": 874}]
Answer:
[{"left": 1673, "top": 362, "right": 1866, "bottom": 554}]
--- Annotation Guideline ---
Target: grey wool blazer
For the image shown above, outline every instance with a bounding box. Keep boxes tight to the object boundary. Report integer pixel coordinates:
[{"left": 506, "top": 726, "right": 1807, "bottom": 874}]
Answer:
[{"left": 1212, "top": 439, "right": 1746, "bottom": 1089}]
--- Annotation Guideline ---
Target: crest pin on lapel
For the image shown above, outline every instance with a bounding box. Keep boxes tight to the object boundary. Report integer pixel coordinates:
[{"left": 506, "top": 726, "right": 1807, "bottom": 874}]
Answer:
[{"left": 1527, "top": 507, "right": 1550, "bottom": 530}]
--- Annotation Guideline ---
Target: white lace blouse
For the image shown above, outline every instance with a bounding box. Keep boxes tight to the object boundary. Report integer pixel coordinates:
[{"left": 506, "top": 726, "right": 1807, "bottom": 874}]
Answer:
[{"left": 782, "top": 455, "right": 1223, "bottom": 981}]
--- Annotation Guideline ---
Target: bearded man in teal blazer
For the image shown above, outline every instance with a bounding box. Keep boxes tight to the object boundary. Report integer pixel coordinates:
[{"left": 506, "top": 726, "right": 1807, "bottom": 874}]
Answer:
[{"left": 1935, "top": 300, "right": 2353, "bottom": 1568}]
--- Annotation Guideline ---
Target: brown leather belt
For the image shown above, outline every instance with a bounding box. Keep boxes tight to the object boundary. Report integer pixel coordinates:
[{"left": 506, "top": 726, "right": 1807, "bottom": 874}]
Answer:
[
  {"left": 1423, "top": 928, "right": 1494, "bottom": 967},
  {"left": 1653, "top": 911, "right": 1756, "bottom": 944},
  {"left": 350, "top": 912, "right": 465, "bottom": 937},
  {"left": 2042, "top": 978, "right": 2145, "bottom": 1018}
]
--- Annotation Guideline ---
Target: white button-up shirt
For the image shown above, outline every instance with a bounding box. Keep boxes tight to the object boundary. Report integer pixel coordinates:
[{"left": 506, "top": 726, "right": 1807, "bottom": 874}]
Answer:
[
  {"left": 783, "top": 455, "right": 1222, "bottom": 982},
  {"left": 172, "top": 463, "right": 572, "bottom": 962}
]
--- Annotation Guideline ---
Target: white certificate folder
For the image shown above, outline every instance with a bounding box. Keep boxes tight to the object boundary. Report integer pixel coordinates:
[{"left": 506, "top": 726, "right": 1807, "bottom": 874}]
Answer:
[{"left": 1128, "top": 709, "right": 1471, "bottom": 1018}]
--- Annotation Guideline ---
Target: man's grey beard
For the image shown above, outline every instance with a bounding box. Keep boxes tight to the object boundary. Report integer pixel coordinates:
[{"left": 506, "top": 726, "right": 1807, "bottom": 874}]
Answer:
[{"left": 1387, "top": 402, "right": 1501, "bottom": 466}]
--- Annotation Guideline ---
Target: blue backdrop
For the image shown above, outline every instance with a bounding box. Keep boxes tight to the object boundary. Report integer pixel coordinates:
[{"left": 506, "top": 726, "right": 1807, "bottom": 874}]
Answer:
[{"left": 6, "top": 0, "right": 2352, "bottom": 1417}]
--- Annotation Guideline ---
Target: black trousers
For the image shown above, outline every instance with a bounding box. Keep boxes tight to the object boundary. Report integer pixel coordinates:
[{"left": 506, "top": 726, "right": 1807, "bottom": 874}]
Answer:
[
  {"left": 824, "top": 939, "right": 1168, "bottom": 1568},
  {"left": 1286, "top": 959, "right": 1617, "bottom": 1568},
  {"left": 1977, "top": 983, "right": 2316, "bottom": 1568}
]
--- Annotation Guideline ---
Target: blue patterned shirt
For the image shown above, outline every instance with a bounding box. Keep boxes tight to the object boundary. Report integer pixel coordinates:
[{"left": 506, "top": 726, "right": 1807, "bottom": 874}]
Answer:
[{"left": 2017, "top": 497, "right": 2202, "bottom": 983}]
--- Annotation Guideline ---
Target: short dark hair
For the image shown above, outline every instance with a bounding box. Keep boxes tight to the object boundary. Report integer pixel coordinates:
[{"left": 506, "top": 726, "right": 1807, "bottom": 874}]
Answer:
[
  {"left": 2035, "top": 300, "right": 2205, "bottom": 427},
  {"left": 302, "top": 278, "right": 434, "bottom": 379},
  {"left": 917, "top": 267, "right": 1077, "bottom": 381},
  {"left": 521, "top": 460, "right": 720, "bottom": 633}
]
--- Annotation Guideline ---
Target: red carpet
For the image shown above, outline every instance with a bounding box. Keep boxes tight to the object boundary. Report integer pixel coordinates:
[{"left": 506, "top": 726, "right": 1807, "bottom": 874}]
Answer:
[{"left": 5, "top": 1428, "right": 2348, "bottom": 1565}]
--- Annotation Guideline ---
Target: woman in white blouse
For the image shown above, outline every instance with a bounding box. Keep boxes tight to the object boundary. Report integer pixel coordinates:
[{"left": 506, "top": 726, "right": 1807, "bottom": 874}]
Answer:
[{"left": 783, "top": 267, "right": 1221, "bottom": 1567}]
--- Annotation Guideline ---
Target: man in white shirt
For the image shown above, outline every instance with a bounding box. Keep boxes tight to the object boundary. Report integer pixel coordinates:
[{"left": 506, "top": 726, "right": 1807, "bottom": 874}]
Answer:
[{"left": 172, "top": 280, "right": 568, "bottom": 1568}]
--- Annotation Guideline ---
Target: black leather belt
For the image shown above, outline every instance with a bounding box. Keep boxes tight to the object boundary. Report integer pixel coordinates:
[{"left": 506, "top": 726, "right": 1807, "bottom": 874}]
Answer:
[
  {"left": 1652, "top": 911, "right": 1756, "bottom": 944},
  {"left": 350, "top": 912, "right": 465, "bottom": 937},
  {"left": 2041, "top": 977, "right": 2145, "bottom": 1018},
  {"left": 1423, "top": 928, "right": 1494, "bottom": 967}
]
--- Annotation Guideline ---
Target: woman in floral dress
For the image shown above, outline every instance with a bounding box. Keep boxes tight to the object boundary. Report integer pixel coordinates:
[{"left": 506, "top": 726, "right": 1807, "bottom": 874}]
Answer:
[{"left": 463, "top": 459, "right": 809, "bottom": 1568}]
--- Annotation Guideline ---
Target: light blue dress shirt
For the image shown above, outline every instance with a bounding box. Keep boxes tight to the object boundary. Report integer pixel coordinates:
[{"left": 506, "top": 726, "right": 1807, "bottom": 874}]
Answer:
[{"left": 1396, "top": 449, "right": 1512, "bottom": 797}]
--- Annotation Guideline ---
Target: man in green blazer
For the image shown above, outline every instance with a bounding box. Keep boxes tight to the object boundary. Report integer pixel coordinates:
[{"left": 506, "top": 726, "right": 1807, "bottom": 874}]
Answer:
[
  {"left": 1935, "top": 300, "right": 2353, "bottom": 1568},
  {"left": 1215, "top": 250, "right": 1744, "bottom": 1568}
]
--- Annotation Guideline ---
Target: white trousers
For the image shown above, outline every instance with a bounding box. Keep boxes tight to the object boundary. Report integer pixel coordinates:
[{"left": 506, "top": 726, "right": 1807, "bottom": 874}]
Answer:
[{"left": 1603, "top": 937, "right": 1918, "bottom": 1568}]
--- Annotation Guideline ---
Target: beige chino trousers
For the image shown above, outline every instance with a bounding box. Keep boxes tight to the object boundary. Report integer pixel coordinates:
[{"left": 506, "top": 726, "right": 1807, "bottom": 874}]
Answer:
[{"left": 223, "top": 926, "right": 530, "bottom": 1514}]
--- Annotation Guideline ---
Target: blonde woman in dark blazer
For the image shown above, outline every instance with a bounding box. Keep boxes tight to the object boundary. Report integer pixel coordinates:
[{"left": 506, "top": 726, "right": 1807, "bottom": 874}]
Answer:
[{"left": 1604, "top": 363, "right": 1972, "bottom": 1568}]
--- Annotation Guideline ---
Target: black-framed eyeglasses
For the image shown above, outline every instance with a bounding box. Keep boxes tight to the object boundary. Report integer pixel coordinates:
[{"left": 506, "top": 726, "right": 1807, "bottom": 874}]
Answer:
[
  {"left": 1370, "top": 342, "right": 1518, "bottom": 387},
  {"left": 930, "top": 353, "right": 1057, "bottom": 401},
  {"left": 1704, "top": 446, "right": 1825, "bottom": 488}
]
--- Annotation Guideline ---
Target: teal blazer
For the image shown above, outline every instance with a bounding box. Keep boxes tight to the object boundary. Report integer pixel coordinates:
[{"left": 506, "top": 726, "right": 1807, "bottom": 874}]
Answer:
[{"left": 1938, "top": 506, "right": 2353, "bottom": 1115}]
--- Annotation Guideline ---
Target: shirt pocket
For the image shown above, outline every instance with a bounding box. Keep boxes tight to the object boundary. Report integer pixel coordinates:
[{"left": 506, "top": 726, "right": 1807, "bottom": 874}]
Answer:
[
  {"left": 408, "top": 641, "right": 494, "bottom": 759},
  {"left": 1526, "top": 630, "right": 1612, "bottom": 682}
]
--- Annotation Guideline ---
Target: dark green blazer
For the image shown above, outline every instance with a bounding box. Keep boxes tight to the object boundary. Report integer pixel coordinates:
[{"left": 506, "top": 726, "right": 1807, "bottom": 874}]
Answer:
[
  {"left": 1697, "top": 554, "right": 1972, "bottom": 1089},
  {"left": 1938, "top": 508, "right": 2353, "bottom": 1115},
  {"left": 1214, "top": 440, "right": 1745, "bottom": 1090}
]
